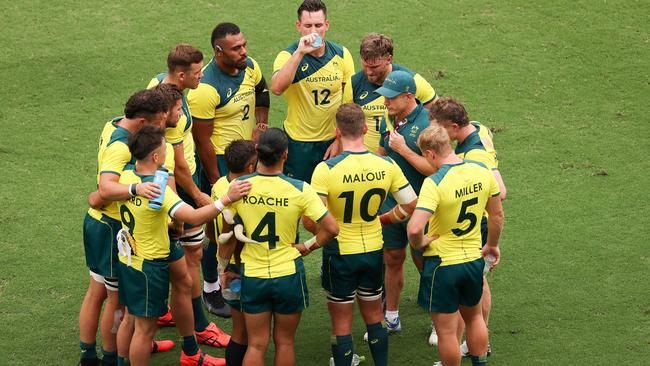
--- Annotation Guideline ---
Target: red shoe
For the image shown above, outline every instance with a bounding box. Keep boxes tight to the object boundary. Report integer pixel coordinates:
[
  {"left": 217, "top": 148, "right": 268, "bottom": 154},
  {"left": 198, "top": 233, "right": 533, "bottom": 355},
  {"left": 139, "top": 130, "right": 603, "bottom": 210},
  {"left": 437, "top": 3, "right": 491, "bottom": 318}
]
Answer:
[
  {"left": 195, "top": 322, "right": 231, "bottom": 348},
  {"left": 157, "top": 310, "right": 175, "bottom": 327},
  {"left": 179, "top": 349, "right": 226, "bottom": 366},
  {"left": 151, "top": 339, "right": 175, "bottom": 353}
]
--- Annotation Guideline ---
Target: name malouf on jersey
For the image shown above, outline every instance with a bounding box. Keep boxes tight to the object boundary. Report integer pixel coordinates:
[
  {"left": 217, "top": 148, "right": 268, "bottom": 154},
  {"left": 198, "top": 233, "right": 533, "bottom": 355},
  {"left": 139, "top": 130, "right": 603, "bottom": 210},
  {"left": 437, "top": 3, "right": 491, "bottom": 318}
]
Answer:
[{"left": 343, "top": 170, "right": 386, "bottom": 184}]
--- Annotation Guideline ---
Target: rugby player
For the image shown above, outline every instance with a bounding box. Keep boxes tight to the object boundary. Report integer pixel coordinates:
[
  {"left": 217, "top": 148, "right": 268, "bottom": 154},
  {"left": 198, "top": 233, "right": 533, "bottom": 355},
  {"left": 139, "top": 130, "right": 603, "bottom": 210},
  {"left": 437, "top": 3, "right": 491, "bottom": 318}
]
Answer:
[
  {"left": 310, "top": 104, "right": 417, "bottom": 366},
  {"left": 271, "top": 0, "right": 355, "bottom": 182},
  {"left": 407, "top": 124, "right": 504, "bottom": 366}
]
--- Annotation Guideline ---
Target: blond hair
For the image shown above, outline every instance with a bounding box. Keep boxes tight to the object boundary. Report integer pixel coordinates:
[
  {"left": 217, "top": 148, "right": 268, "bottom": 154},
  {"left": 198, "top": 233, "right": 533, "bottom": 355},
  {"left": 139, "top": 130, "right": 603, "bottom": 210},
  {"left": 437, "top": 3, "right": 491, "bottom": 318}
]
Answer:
[{"left": 417, "top": 125, "right": 452, "bottom": 156}]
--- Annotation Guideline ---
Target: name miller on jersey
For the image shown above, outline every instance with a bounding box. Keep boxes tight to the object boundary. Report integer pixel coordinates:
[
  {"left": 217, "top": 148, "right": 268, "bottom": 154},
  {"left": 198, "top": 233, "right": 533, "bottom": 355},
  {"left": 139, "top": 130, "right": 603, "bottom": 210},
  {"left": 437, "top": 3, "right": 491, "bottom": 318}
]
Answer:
[
  {"left": 342, "top": 170, "right": 387, "bottom": 184},
  {"left": 455, "top": 182, "right": 483, "bottom": 199},
  {"left": 242, "top": 195, "right": 290, "bottom": 207}
]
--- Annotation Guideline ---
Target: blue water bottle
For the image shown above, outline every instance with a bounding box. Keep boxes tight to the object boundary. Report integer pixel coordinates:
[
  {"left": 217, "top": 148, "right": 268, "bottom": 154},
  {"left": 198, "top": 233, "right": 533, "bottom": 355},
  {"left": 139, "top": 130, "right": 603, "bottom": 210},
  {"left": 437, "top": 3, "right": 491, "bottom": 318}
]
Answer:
[
  {"left": 312, "top": 34, "right": 322, "bottom": 48},
  {"left": 148, "top": 168, "right": 168, "bottom": 210},
  {"left": 222, "top": 279, "right": 241, "bottom": 301}
]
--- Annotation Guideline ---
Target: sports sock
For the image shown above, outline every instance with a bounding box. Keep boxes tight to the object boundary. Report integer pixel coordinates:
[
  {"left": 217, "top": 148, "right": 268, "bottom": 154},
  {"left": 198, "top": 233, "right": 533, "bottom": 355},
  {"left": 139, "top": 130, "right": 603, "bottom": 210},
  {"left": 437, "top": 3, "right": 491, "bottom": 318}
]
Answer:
[
  {"left": 470, "top": 354, "right": 488, "bottom": 366},
  {"left": 366, "top": 322, "right": 388, "bottom": 366},
  {"left": 225, "top": 340, "right": 248, "bottom": 366},
  {"left": 101, "top": 348, "right": 117, "bottom": 365},
  {"left": 182, "top": 335, "right": 200, "bottom": 356},
  {"left": 192, "top": 296, "right": 210, "bottom": 332},
  {"left": 331, "top": 334, "right": 353, "bottom": 366},
  {"left": 201, "top": 240, "right": 219, "bottom": 284},
  {"left": 385, "top": 310, "right": 399, "bottom": 323},
  {"left": 116, "top": 357, "right": 126, "bottom": 366},
  {"left": 80, "top": 341, "right": 97, "bottom": 360},
  {"left": 203, "top": 280, "right": 220, "bottom": 293}
]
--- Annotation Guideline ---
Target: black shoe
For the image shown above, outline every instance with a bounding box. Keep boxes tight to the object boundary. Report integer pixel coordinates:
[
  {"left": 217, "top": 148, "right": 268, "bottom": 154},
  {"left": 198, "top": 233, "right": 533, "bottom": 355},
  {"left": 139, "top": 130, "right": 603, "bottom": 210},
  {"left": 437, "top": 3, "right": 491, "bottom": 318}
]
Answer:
[
  {"left": 100, "top": 359, "right": 117, "bottom": 366},
  {"left": 202, "top": 290, "right": 232, "bottom": 318},
  {"left": 79, "top": 358, "right": 100, "bottom": 366}
]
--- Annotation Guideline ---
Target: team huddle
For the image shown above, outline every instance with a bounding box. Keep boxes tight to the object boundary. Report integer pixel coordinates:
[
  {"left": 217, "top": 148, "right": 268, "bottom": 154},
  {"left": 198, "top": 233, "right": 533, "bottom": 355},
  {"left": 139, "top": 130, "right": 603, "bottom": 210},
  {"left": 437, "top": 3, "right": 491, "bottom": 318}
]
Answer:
[{"left": 78, "top": 1, "right": 506, "bottom": 366}]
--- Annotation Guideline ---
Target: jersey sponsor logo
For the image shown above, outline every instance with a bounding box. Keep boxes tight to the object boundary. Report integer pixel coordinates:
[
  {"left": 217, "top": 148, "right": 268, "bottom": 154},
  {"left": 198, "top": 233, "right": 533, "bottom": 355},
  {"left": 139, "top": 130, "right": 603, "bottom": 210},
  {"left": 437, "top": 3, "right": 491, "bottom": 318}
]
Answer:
[
  {"left": 359, "top": 91, "right": 369, "bottom": 99},
  {"left": 227, "top": 88, "right": 233, "bottom": 98},
  {"left": 333, "top": 60, "right": 339, "bottom": 67},
  {"left": 409, "top": 125, "right": 420, "bottom": 137},
  {"left": 301, "top": 63, "right": 309, "bottom": 72}
]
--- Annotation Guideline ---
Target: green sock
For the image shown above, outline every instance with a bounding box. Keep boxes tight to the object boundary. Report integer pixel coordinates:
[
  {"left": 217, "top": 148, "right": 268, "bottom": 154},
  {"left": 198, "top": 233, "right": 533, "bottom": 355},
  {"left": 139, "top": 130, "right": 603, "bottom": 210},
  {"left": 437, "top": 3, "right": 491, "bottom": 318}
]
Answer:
[
  {"left": 116, "top": 356, "right": 128, "bottom": 366},
  {"left": 331, "top": 334, "right": 353, "bottom": 366},
  {"left": 101, "top": 349, "right": 117, "bottom": 365},
  {"left": 225, "top": 340, "right": 247, "bottom": 366},
  {"left": 192, "top": 296, "right": 210, "bottom": 332},
  {"left": 470, "top": 354, "right": 488, "bottom": 366},
  {"left": 366, "top": 322, "right": 388, "bottom": 366},
  {"left": 79, "top": 341, "right": 97, "bottom": 360},
  {"left": 183, "top": 335, "right": 200, "bottom": 356}
]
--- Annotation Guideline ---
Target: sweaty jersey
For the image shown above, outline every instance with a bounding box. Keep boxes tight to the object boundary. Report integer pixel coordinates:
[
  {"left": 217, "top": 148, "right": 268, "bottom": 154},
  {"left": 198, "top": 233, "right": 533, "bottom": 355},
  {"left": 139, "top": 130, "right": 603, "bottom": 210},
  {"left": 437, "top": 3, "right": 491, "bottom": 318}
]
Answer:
[
  {"left": 88, "top": 118, "right": 175, "bottom": 221},
  {"left": 187, "top": 57, "right": 263, "bottom": 154},
  {"left": 311, "top": 151, "right": 410, "bottom": 255},
  {"left": 349, "top": 63, "right": 436, "bottom": 151},
  {"left": 416, "top": 161, "right": 500, "bottom": 264},
  {"left": 273, "top": 41, "right": 354, "bottom": 141},
  {"left": 147, "top": 75, "right": 197, "bottom": 174},
  {"left": 229, "top": 173, "right": 328, "bottom": 278},
  {"left": 117, "top": 169, "right": 185, "bottom": 260}
]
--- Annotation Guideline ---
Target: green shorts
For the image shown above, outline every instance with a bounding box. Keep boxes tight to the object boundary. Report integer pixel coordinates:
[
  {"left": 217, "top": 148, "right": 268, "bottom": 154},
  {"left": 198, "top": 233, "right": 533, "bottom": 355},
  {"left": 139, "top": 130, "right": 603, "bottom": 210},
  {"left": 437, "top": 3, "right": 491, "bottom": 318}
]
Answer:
[
  {"left": 118, "top": 258, "right": 170, "bottom": 318},
  {"left": 321, "top": 248, "right": 383, "bottom": 302},
  {"left": 379, "top": 195, "right": 410, "bottom": 250},
  {"left": 224, "top": 263, "right": 242, "bottom": 311},
  {"left": 480, "top": 216, "right": 488, "bottom": 247},
  {"left": 168, "top": 239, "right": 184, "bottom": 262},
  {"left": 240, "top": 258, "right": 309, "bottom": 314},
  {"left": 177, "top": 170, "right": 201, "bottom": 209},
  {"left": 197, "top": 154, "right": 229, "bottom": 195},
  {"left": 284, "top": 134, "right": 334, "bottom": 183},
  {"left": 83, "top": 213, "right": 121, "bottom": 278},
  {"left": 418, "top": 256, "right": 484, "bottom": 313}
]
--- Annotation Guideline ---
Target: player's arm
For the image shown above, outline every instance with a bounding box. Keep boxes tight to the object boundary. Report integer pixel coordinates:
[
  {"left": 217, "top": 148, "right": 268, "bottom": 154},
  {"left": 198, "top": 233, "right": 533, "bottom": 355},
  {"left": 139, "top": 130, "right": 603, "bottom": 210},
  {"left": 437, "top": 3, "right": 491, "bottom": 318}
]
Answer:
[
  {"left": 98, "top": 173, "right": 159, "bottom": 201},
  {"left": 388, "top": 130, "right": 437, "bottom": 176},
  {"left": 294, "top": 212, "right": 339, "bottom": 255},
  {"left": 192, "top": 118, "right": 220, "bottom": 185},
  {"left": 270, "top": 34, "right": 319, "bottom": 95},
  {"left": 407, "top": 208, "right": 435, "bottom": 250},
  {"left": 493, "top": 169, "right": 507, "bottom": 200},
  {"left": 172, "top": 143, "right": 212, "bottom": 206},
  {"left": 379, "top": 185, "right": 418, "bottom": 225},
  {"left": 87, "top": 190, "right": 106, "bottom": 209},
  {"left": 172, "top": 180, "right": 251, "bottom": 226},
  {"left": 482, "top": 194, "right": 505, "bottom": 270},
  {"left": 413, "top": 73, "right": 437, "bottom": 110},
  {"left": 253, "top": 76, "right": 270, "bottom": 141}
]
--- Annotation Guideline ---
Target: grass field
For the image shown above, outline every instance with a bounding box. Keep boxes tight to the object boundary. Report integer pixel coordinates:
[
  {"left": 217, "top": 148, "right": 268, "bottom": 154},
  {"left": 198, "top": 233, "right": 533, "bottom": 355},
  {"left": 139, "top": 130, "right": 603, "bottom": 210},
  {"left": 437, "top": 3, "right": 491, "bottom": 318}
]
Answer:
[{"left": 1, "top": 0, "right": 649, "bottom": 365}]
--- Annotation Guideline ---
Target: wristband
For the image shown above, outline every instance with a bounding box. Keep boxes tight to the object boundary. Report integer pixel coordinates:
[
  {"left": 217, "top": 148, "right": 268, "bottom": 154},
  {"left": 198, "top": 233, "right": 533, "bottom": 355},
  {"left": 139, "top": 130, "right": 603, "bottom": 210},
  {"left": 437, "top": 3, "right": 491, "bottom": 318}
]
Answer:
[
  {"left": 129, "top": 183, "right": 137, "bottom": 197},
  {"left": 214, "top": 197, "right": 226, "bottom": 212},
  {"left": 304, "top": 236, "right": 318, "bottom": 250}
]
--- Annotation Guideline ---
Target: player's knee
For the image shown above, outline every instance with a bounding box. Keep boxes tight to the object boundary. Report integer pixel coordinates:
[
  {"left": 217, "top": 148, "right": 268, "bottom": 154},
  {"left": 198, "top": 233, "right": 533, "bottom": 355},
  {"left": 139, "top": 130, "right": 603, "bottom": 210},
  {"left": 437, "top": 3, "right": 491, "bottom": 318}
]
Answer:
[
  {"left": 183, "top": 245, "right": 203, "bottom": 263},
  {"left": 384, "top": 249, "right": 406, "bottom": 267}
]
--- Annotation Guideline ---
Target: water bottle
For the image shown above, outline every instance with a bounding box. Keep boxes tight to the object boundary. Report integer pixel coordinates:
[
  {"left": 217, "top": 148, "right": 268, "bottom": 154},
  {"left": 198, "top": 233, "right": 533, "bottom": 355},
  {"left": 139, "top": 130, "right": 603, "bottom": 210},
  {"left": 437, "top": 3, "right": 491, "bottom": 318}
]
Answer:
[
  {"left": 483, "top": 254, "right": 496, "bottom": 275},
  {"left": 312, "top": 34, "right": 322, "bottom": 48},
  {"left": 329, "top": 354, "right": 365, "bottom": 366},
  {"left": 222, "top": 278, "right": 241, "bottom": 301},
  {"left": 148, "top": 168, "right": 168, "bottom": 210}
]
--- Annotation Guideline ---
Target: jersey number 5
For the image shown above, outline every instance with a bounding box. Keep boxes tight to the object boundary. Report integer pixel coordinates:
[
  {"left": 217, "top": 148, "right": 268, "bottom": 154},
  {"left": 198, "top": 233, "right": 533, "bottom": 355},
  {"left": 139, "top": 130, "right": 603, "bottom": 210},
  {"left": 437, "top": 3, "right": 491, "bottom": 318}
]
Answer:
[
  {"left": 452, "top": 197, "right": 478, "bottom": 237},
  {"left": 250, "top": 212, "right": 279, "bottom": 249}
]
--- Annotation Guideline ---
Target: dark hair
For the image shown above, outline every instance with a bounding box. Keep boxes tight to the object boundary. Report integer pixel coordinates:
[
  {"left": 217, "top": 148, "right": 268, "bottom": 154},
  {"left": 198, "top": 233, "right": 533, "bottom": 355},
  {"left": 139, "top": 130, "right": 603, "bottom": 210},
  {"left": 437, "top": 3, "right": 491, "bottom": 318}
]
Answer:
[
  {"left": 224, "top": 140, "right": 257, "bottom": 173},
  {"left": 297, "top": 0, "right": 327, "bottom": 20},
  {"left": 128, "top": 124, "right": 166, "bottom": 161},
  {"left": 256, "top": 128, "right": 288, "bottom": 167},
  {"left": 428, "top": 96, "right": 470, "bottom": 127},
  {"left": 167, "top": 44, "right": 204, "bottom": 72},
  {"left": 360, "top": 32, "right": 393, "bottom": 60},
  {"left": 123, "top": 89, "right": 168, "bottom": 120},
  {"left": 211, "top": 22, "right": 241, "bottom": 49},
  {"left": 336, "top": 103, "right": 365, "bottom": 138},
  {"left": 152, "top": 83, "right": 183, "bottom": 112}
]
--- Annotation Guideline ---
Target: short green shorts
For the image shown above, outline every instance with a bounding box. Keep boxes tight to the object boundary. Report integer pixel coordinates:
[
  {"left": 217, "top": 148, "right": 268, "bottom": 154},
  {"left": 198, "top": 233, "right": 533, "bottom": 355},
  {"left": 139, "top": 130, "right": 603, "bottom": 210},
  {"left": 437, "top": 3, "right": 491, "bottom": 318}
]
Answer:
[
  {"left": 240, "top": 258, "right": 309, "bottom": 314},
  {"left": 418, "top": 256, "right": 484, "bottom": 313},
  {"left": 284, "top": 134, "right": 334, "bottom": 183},
  {"left": 321, "top": 249, "right": 383, "bottom": 301},
  {"left": 83, "top": 213, "right": 121, "bottom": 278},
  {"left": 118, "top": 258, "right": 169, "bottom": 318},
  {"left": 168, "top": 239, "right": 184, "bottom": 262}
]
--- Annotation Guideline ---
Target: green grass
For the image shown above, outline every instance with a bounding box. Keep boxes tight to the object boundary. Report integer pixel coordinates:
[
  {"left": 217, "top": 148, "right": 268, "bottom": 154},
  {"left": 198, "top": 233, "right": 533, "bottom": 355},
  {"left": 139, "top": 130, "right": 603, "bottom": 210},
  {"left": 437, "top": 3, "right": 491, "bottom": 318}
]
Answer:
[{"left": 1, "top": 0, "right": 649, "bottom": 364}]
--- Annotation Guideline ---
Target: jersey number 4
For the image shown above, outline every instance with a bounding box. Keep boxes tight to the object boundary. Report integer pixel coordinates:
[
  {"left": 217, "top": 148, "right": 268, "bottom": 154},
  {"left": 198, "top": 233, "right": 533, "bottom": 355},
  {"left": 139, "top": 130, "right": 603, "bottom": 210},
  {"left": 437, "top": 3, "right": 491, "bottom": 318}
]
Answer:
[
  {"left": 452, "top": 197, "right": 478, "bottom": 237},
  {"left": 250, "top": 212, "right": 280, "bottom": 249}
]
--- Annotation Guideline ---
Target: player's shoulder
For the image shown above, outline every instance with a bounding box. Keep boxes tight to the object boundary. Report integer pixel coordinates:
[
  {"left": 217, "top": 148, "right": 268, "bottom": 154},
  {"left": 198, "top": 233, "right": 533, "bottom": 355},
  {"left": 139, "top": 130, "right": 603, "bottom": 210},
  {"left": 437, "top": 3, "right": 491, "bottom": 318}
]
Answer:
[
  {"left": 324, "top": 40, "right": 346, "bottom": 58},
  {"left": 464, "top": 159, "right": 488, "bottom": 170},
  {"left": 107, "top": 122, "right": 130, "bottom": 147},
  {"left": 198, "top": 58, "right": 220, "bottom": 84},
  {"left": 322, "top": 151, "right": 352, "bottom": 169},
  {"left": 246, "top": 57, "right": 256, "bottom": 70},
  {"left": 456, "top": 129, "right": 485, "bottom": 154},
  {"left": 283, "top": 42, "right": 300, "bottom": 54},
  {"left": 351, "top": 69, "right": 366, "bottom": 86},
  {"left": 392, "top": 63, "right": 416, "bottom": 76},
  {"left": 427, "top": 162, "right": 466, "bottom": 186}
]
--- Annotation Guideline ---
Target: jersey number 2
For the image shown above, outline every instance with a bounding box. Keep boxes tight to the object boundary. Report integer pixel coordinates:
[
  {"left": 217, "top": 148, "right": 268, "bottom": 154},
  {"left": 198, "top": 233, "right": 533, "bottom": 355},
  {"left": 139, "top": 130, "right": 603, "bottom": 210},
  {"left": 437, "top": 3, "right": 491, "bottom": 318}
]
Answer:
[{"left": 251, "top": 212, "right": 279, "bottom": 249}]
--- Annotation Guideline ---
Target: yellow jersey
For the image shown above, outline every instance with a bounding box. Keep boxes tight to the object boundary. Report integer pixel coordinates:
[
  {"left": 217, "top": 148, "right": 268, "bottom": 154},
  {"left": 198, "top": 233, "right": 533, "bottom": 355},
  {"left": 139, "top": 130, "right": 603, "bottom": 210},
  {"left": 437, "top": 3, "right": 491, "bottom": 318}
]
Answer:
[
  {"left": 273, "top": 41, "right": 354, "bottom": 141},
  {"left": 311, "top": 151, "right": 410, "bottom": 255},
  {"left": 187, "top": 57, "right": 264, "bottom": 154},
  {"left": 349, "top": 63, "right": 436, "bottom": 151},
  {"left": 455, "top": 122, "right": 498, "bottom": 171},
  {"left": 147, "top": 75, "right": 197, "bottom": 174},
  {"left": 117, "top": 169, "right": 185, "bottom": 261},
  {"left": 229, "top": 173, "right": 328, "bottom": 278},
  {"left": 211, "top": 176, "right": 237, "bottom": 265},
  {"left": 416, "top": 161, "right": 500, "bottom": 264}
]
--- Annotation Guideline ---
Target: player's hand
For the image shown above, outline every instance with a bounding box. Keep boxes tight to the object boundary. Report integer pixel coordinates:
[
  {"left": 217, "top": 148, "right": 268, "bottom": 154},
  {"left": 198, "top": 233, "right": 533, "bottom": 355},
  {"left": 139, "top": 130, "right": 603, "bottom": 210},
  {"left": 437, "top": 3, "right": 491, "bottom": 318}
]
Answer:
[
  {"left": 323, "top": 139, "right": 341, "bottom": 159},
  {"left": 136, "top": 182, "right": 161, "bottom": 200},
  {"left": 482, "top": 245, "right": 500, "bottom": 271},
  {"left": 193, "top": 191, "right": 213, "bottom": 207},
  {"left": 226, "top": 180, "right": 252, "bottom": 202},
  {"left": 388, "top": 130, "right": 407, "bottom": 154},
  {"left": 297, "top": 33, "right": 319, "bottom": 54},
  {"left": 169, "top": 220, "right": 184, "bottom": 240},
  {"left": 293, "top": 243, "right": 311, "bottom": 256},
  {"left": 418, "top": 233, "right": 440, "bottom": 250},
  {"left": 220, "top": 269, "right": 240, "bottom": 290}
]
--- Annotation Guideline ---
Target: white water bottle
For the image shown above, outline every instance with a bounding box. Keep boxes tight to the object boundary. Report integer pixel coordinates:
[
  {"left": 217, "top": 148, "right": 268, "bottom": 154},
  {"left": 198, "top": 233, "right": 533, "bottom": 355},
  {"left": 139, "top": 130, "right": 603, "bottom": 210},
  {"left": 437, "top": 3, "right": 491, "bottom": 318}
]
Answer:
[
  {"left": 329, "top": 354, "right": 365, "bottom": 366},
  {"left": 483, "top": 254, "right": 496, "bottom": 275}
]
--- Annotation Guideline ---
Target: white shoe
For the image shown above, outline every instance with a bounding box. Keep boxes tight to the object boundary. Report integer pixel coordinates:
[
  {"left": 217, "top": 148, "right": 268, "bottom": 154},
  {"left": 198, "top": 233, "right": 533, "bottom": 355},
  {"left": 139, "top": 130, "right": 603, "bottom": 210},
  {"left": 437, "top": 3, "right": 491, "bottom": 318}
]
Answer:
[
  {"left": 428, "top": 324, "right": 438, "bottom": 346},
  {"left": 363, "top": 332, "right": 368, "bottom": 342},
  {"left": 460, "top": 340, "right": 469, "bottom": 356}
]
